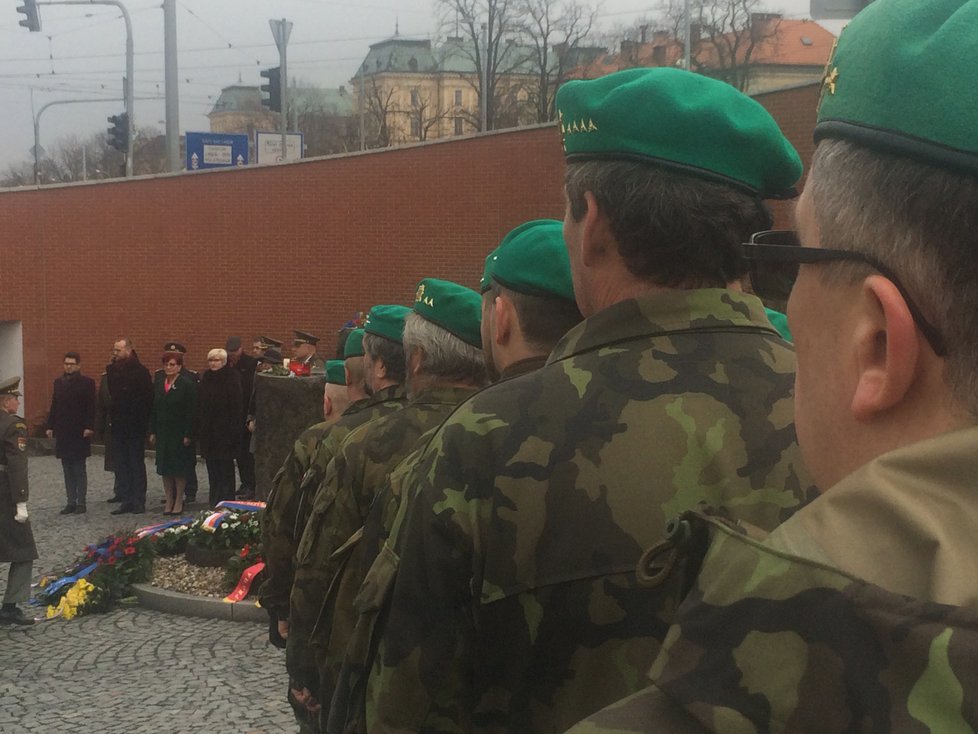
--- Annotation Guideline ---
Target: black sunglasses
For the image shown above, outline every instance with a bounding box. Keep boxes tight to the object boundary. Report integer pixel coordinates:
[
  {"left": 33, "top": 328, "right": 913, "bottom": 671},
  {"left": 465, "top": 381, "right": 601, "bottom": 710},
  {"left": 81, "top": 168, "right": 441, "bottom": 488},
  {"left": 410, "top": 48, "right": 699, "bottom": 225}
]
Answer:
[{"left": 741, "top": 230, "right": 947, "bottom": 357}]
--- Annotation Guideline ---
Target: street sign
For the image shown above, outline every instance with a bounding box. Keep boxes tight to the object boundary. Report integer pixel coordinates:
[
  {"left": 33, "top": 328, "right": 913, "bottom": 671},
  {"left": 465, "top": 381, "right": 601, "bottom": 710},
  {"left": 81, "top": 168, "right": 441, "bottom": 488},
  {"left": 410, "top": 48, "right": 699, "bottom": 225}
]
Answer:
[
  {"left": 269, "top": 18, "right": 293, "bottom": 53},
  {"left": 185, "top": 132, "right": 249, "bottom": 171},
  {"left": 810, "top": 0, "right": 874, "bottom": 19},
  {"left": 255, "top": 131, "right": 303, "bottom": 164}
]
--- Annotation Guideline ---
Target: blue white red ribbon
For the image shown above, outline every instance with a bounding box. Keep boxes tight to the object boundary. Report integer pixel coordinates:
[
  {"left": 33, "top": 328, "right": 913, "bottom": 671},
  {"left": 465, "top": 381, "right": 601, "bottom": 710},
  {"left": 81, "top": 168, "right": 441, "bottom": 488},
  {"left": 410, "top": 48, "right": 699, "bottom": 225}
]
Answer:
[
  {"left": 201, "top": 511, "right": 229, "bottom": 532},
  {"left": 134, "top": 518, "right": 192, "bottom": 539},
  {"left": 216, "top": 500, "right": 266, "bottom": 512}
]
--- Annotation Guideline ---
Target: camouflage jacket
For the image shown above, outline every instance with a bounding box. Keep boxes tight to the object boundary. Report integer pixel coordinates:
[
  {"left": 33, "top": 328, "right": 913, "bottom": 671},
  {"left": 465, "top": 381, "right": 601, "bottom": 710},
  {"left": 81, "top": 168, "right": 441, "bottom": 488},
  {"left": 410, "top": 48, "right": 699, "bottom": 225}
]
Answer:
[
  {"left": 367, "top": 289, "right": 814, "bottom": 733},
  {"left": 570, "top": 510, "right": 978, "bottom": 733},
  {"left": 258, "top": 411, "right": 350, "bottom": 618},
  {"left": 285, "top": 385, "right": 408, "bottom": 689},
  {"left": 293, "top": 386, "right": 480, "bottom": 709}
]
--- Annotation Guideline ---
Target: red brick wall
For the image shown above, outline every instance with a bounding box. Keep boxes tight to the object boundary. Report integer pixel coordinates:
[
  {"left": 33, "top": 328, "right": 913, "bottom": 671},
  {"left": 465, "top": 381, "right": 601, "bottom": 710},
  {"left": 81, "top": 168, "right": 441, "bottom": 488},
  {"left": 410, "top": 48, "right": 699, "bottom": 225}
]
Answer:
[{"left": 0, "top": 82, "right": 819, "bottom": 425}]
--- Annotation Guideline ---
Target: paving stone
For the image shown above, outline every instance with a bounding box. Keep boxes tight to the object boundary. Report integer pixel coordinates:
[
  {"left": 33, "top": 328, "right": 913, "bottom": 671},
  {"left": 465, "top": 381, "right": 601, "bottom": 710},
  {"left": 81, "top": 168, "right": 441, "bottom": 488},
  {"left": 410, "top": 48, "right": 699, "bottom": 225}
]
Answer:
[{"left": 0, "top": 455, "right": 295, "bottom": 732}]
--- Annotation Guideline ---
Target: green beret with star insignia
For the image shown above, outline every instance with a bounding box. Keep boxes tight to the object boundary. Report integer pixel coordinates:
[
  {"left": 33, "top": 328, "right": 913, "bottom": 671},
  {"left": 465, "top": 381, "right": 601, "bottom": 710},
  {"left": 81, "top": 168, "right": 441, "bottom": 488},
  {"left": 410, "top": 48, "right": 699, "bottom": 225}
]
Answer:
[
  {"left": 481, "top": 219, "right": 575, "bottom": 302},
  {"left": 413, "top": 278, "right": 483, "bottom": 348},
  {"left": 555, "top": 67, "right": 802, "bottom": 199},
  {"left": 364, "top": 305, "right": 410, "bottom": 344},
  {"left": 325, "top": 360, "right": 346, "bottom": 385},
  {"left": 343, "top": 328, "right": 366, "bottom": 358},
  {"left": 815, "top": 0, "right": 978, "bottom": 176}
]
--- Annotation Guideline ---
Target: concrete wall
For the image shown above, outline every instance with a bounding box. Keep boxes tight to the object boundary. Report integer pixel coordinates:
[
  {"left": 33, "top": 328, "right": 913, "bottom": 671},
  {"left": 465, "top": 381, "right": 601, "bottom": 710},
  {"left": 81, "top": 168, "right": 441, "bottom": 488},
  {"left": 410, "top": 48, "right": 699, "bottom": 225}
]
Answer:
[{"left": 0, "top": 82, "right": 820, "bottom": 428}]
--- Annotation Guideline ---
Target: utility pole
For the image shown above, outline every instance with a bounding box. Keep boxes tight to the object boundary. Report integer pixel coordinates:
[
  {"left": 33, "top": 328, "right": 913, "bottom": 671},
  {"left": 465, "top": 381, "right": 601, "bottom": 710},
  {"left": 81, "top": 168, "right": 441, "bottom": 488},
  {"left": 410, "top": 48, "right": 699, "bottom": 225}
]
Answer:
[
  {"left": 358, "top": 64, "right": 365, "bottom": 151},
  {"left": 480, "top": 22, "right": 488, "bottom": 132},
  {"left": 684, "top": 0, "right": 691, "bottom": 70},
  {"left": 163, "top": 0, "right": 180, "bottom": 172},
  {"left": 269, "top": 18, "right": 292, "bottom": 162}
]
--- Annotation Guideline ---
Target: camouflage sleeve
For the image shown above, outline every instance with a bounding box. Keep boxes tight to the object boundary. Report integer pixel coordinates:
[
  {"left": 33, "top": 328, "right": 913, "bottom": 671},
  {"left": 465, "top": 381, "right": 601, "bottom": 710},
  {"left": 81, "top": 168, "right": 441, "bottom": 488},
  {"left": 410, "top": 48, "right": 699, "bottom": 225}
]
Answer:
[
  {"left": 367, "top": 450, "right": 476, "bottom": 734},
  {"left": 259, "top": 426, "right": 325, "bottom": 617}
]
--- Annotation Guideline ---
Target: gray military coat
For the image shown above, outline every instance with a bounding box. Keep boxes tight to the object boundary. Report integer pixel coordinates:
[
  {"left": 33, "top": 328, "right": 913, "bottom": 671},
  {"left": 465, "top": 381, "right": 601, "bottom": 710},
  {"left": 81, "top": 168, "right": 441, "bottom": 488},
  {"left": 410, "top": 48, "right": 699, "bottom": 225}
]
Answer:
[{"left": 0, "top": 411, "right": 38, "bottom": 563}]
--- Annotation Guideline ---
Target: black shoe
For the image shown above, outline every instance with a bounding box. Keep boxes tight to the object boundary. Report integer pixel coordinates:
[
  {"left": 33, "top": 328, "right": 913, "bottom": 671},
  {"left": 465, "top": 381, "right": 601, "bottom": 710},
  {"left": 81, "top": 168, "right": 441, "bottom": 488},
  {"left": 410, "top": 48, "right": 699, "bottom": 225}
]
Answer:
[
  {"left": 110, "top": 505, "right": 131, "bottom": 515},
  {"left": 74, "top": 506, "right": 87, "bottom": 514},
  {"left": 130, "top": 506, "right": 146, "bottom": 514},
  {"left": 106, "top": 496, "right": 123, "bottom": 503},
  {"left": 60, "top": 505, "right": 77, "bottom": 515},
  {"left": 0, "top": 606, "right": 34, "bottom": 626}
]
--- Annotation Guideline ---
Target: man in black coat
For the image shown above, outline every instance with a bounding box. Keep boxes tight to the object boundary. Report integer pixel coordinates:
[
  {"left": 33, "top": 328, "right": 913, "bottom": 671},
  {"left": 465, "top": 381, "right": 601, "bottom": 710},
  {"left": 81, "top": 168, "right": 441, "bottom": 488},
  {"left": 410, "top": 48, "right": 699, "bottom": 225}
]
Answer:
[
  {"left": 106, "top": 338, "right": 153, "bottom": 514},
  {"left": 45, "top": 351, "right": 96, "bottom": 514},
  {"left": 226, "top": 337, "right": 258, "bottom": 499}
]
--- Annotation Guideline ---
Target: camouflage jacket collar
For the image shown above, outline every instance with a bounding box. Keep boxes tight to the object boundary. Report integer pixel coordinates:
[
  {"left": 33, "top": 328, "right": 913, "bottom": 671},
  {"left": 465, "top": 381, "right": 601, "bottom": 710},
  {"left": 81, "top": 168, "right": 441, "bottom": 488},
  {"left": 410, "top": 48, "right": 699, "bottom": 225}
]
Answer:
[
  {"left": 647, "top": 514, "right": 978, "bottom": 733},
  {"left": 407, "top": 384, "right": 480, "bottom": 406},
  {"left": 499, "top": 354, "right": 548, "bottom": 380},
  {"left": 765, "top": 424, "right": 978, "bottom": 608},
  {"left": 548, "top": 289, "right": 776, "bottom": 364},
  {"left": 367, "top": 383, "right": 407, "bottom": 405}
]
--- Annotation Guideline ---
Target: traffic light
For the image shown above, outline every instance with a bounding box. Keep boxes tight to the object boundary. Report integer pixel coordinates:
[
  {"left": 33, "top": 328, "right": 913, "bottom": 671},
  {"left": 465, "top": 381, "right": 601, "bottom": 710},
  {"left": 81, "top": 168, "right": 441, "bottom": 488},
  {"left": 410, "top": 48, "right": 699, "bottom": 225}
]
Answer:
[
  {"left": 107, "top": 113, "right": 129, "bottom": 152},
  {"left": 260, "top": 67, "right": 281, "bottom": 113},
  {"left": 17, "top": 0, "right": 41, "bottom": 32}
]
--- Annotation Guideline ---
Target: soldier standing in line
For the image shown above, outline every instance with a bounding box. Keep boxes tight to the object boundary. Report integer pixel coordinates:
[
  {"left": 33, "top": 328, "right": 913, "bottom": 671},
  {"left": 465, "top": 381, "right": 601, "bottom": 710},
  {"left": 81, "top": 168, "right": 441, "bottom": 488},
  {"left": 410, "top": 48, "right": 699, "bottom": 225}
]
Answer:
[
  {"left": 293, "top": 331, "right": 327, "bottom": 374},
  {"left": 368, "top": 68, "right": 814, "bottom": 733},
  {"left": 0, "top": 377, "right": 37, "bottom": 627},
  {"left": 327, "top": 220, "right": 584, "bottom": 734},
  {"left": 294, "top": 280, "right": 488, "bottom": 728},
  {"left": 573, "top": 1, "right": 978, "bottom": 730},
  {"left": 275, "top": 312, "right": 410, "bottom": 734}
]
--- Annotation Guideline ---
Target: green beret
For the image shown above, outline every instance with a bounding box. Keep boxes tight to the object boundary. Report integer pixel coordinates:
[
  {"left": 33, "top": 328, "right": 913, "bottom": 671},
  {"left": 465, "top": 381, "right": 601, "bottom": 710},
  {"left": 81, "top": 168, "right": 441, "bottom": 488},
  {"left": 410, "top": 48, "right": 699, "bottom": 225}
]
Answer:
[
  {"left": 343, "top": 328, "right": 365, "bottom": 358},
  {"left": 325, "top": 360, "right": 346, "bottom": 385},
  {"left": 413, "top": 278, "right": 483, "bottom": 348},
  {"left": 364, "top": 305, "right": 409, "bottom": 344},
  {"left": 481, "top": 220, "right": 576, "bottom": 302},
  {"left": 815, "top": 0, "right": 978, "bottom": 175},
  {"left": 555, "top": 67, "right": 802, "bottom": 199}
]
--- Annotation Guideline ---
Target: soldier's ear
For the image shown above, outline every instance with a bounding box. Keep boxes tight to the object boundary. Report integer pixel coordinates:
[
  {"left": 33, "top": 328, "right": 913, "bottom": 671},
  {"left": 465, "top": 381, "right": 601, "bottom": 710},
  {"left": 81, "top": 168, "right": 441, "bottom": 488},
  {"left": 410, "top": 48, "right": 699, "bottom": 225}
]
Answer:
[
  {"left": 492, "top": 294, "right": 514, "bottom": 346},
  {"left": 580, "top": 191, "right": 612, "bottom": 267}
]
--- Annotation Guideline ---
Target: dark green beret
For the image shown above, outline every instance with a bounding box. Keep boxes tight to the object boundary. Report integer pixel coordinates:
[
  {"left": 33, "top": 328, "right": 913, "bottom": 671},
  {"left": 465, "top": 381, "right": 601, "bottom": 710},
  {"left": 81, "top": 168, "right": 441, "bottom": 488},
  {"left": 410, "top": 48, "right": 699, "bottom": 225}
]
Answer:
[
  {"left": 481, "top": 219, "right": 575, "bottom": 302},
  {"left": 815, "top": 0, "right": 978, "bottom": 176},
  {"left": 555, "top": 67, "right": 802, "bottom": 199},
  {"left": 343, "top": 328, "right": 365, "bottom": 358},
  {"left": 325, "top": 360, "right": 346, "bottom": 385},
  {"left": 413, "top": 278, "right": 483, "bottom": 348},
  {"left": 364, "top": 305, "right": 410, "bottom": 344}
]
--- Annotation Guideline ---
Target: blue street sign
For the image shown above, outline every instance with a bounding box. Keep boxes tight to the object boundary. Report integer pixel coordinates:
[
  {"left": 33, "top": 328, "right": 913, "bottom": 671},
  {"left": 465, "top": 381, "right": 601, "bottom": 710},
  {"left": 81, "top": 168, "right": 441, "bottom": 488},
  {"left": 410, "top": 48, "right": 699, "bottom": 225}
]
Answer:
[{"left": 185, "top": 132, "right": 249, "bottom": 171}]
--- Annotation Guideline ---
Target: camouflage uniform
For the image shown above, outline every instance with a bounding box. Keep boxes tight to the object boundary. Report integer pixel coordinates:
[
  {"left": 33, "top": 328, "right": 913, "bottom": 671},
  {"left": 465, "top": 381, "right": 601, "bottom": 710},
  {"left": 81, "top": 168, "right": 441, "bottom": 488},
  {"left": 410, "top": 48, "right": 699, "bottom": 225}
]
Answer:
[
  {"left": 367, "top": 289, "right": 815, "bottom": 733},
  {"left": 570, "top": 425, "right": 978, "bottom": 733},
  {"left": 286, "top": 386, "right": 408, "bottom": 702},
  {"left": 294, "top": 386, "right": 480, "bottom": 726}
]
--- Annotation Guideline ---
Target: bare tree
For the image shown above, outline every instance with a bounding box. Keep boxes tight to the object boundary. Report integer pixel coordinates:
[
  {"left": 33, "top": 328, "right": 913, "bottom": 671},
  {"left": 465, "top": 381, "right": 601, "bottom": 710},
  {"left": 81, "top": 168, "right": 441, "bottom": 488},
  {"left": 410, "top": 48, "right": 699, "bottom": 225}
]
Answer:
[
  {"left": 436, "top": 0, "right": 535, "bottom": 131},
  {"left": 517, "top": 0, "right": 599, "bottom": 123},
  {"left": 363, "top": 76, "right": 398, "bottom": 148},
  {"left": 407, "top": 87, "right": 453, "bottom": 141},
  {"left": 658, "top": 0, "right": 781, "bottom": 91}
]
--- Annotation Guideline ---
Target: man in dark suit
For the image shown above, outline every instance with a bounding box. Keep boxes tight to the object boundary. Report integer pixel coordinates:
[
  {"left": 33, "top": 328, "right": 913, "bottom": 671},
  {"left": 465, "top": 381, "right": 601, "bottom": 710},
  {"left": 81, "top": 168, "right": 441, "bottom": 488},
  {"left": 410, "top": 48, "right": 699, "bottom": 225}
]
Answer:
[
  {"left": 45, "top": 351, "right": 96, "bottom": 515},
  {"left": 227, "top": 337, "right": 258, "bottom": 499}
]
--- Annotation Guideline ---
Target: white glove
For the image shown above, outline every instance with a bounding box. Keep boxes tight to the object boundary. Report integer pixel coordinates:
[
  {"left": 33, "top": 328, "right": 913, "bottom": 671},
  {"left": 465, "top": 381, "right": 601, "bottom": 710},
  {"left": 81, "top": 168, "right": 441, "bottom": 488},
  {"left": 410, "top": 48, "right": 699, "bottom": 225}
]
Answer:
[{"left": 14, "top": 502, "right": 28, "bottom": 523}]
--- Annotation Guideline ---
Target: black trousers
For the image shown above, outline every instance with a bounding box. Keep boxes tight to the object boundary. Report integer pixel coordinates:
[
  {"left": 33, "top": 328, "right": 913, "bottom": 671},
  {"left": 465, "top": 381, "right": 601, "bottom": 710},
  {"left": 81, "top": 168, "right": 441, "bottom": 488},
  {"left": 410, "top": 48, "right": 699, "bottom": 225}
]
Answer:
[
  {"left": 235, "top": 431, "right": 255, "bottom": 495},
  {"left": 205, "top": 458, "right": 236, "bottom": 507},
  {"left": 112, "top": 434, "right": 147, "bottom": 511},
  {"left": 61, "top": 457, "right": 88, "bottom": 507}
]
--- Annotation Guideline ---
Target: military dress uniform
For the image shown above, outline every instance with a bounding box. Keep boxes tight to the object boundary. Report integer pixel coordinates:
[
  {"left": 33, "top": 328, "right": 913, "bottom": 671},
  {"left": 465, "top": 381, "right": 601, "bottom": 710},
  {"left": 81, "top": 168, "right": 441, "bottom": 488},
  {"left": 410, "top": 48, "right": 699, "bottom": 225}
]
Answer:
[{"left": 0, "top": 378, "right": 38, "bottom": 626}]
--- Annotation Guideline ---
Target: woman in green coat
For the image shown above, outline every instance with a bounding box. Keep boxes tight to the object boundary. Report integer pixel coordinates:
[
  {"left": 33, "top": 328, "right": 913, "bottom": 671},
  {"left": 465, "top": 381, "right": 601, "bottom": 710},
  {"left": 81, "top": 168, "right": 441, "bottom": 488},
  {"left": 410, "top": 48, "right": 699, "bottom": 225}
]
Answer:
[{"left": 149, "top": 352, "right": 197, "bottom": 515}]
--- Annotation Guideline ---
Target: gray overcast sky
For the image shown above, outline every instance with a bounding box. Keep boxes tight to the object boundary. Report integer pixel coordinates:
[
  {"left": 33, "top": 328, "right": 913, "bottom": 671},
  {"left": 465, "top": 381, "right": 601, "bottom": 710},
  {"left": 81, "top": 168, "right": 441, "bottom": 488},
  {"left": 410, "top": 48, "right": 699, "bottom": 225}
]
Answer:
[{"left": 0, "top": 0, "right": 834, "bottom": 173}]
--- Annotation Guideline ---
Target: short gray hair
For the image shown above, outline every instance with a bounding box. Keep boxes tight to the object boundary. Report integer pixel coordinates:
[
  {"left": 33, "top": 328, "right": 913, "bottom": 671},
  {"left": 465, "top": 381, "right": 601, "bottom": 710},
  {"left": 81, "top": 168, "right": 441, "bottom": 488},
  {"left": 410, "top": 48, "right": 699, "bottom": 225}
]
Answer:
[
  {"left": 809, "top": 138, "right": 978, "bottom": 415},
  {"left": 207, "top": 348, "right": 227, "bottom": 365},
  {"left": 402, "top": 312, "right": 487, "bottom": 386}
]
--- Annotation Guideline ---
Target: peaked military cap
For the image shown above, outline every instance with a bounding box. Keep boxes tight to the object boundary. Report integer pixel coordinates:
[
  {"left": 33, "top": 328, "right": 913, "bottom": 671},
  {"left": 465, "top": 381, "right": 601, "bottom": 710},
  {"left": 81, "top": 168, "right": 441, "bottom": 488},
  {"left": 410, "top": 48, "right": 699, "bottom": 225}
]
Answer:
[
  {"left": 325, "top": 359, "right": 346, "bottom": 385},
  {"left": 0, "top": 376, "right": 22, "bottom": 397},
  {"left": 258, "top": 336, "right": 283, "bottom": 349},
  {"left": 293, "top": 330, "right": 319, "bottom": 346},
  {"left": 163, "top": 342, "right": 187, "bottom": 354},
  {"left": 413, "top": 278, "right": 483, "bottom": 348},
  {"left": 364, "top": 305, "right": 410, "bottom": 344},
  {"left": 260, "top": 348, "right": 283, "bottom": 365},
  {"left": 481, "top": 219, "right": 575, "bottom": 302},
  {"left": 555, "top": 67, "right": 802, "bottom": 199},
  {"left": 343, "top": 328, "right": 366, "bottom": 358},
  {"left": 815, "top": 0, "right": 978, "bottom": 176}
]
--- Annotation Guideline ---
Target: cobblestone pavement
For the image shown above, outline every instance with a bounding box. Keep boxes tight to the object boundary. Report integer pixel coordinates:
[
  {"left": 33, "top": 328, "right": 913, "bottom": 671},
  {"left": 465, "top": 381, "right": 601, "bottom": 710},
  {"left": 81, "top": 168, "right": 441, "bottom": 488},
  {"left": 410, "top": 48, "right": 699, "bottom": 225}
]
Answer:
[{"left": 0, "top": 455, "right": 296, "bottom": 733}]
